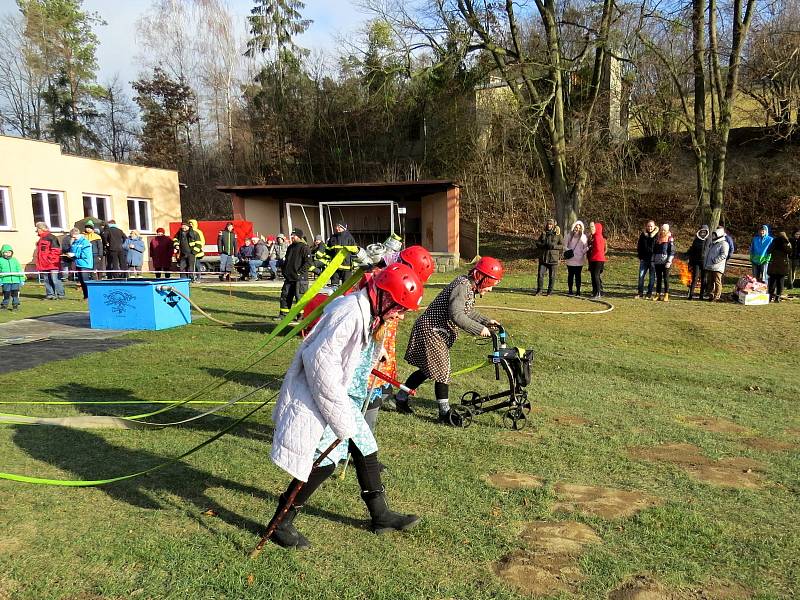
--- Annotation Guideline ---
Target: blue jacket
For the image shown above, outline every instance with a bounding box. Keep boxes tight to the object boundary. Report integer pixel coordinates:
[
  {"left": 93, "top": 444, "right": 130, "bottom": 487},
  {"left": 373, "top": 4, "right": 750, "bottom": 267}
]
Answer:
[
  {"left": 126, "top": 238, "right": 145, "bottom": 267},
  {"left": 749, "top": 225, "right": 773, "bottom": 264},
  {"left": 69, "top": 236, "right": 94, "bottom": 269}
]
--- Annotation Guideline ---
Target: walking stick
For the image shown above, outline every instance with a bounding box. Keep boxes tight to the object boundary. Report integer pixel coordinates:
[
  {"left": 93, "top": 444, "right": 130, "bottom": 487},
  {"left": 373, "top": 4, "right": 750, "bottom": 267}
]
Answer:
[{"left": 249, "top": 439, "right": 342, "bottom": 559}]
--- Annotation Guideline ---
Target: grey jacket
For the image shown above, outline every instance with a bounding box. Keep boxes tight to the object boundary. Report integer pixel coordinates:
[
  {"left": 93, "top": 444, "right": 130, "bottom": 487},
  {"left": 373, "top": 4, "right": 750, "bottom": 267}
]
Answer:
[{"left": 703, "top": 228, "right": 730, "bottom": 273}]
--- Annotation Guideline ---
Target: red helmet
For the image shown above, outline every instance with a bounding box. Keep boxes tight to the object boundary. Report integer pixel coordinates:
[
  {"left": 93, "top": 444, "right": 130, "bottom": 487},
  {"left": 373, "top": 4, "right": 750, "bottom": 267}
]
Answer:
[
  {"left": 398, "top": 245, "right": 435, "bottom": 283},
  {"left": 371, "top": 263, "right": 424, "bottom": 311},
  {"left": 473, "top": 256, "right": 504, "bottom": 284}
]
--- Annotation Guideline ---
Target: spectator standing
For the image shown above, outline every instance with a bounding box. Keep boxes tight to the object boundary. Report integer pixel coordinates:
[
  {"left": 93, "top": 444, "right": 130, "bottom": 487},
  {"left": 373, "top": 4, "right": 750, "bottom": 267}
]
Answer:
[
  {"left": 636, "top": 220, "right": 658, "bottom": 299},
  {"left": 66, "top": 228, "right": 93, "bottom": 299},
  {"left": 34, "top": 222, "right": 64, "bottom": 299},
  {"left": 326, "top": 223, "right": 357, "bottom": 286},
  {"left": 587, "top": 221, "right": 607, "bottom": 299},
  {"left": 533, "top": 218, "right": 563, "bottom": 296},
  {"left": 126, "top": 231, "right": 145, "bottom": 277},
  {"left": 59, "top": 230, "right": 72, "bottom": 281},
  {"left": 789, "top": 229, "right": 800, "bottom": 289},
  {"left": 703, "top": 227, "right": 729, "bottom": 301},
  {"left": 264, "top": 235, "right": 279, "bottom": 280},
  {"left": 278, "top": 228, "right": 311, "bottom": 319},
  {"left": 173, "top": 222, "right": 199, "bottom": 280},
  {"left": 275, "top": 233, "right": 288, "bottom": 272},
  {"left": 236, "top": 238, "right": 254, "bottom": 280},
  {"left": 217, "top": 222, "right": 238, "bottom": 281},
  {"left": 0, "top": 244, "right": 24, "bottom": 311},
  {"left": 749, "top": 225, "right": 773, "bottom": 283},
  {"left": 188, "top": 219, "right": 205, "bottom": 281},
  {"left": 564, "top": 220, "right": 588, "bottom": 296},
  {"left": 102, "top": 219, "right": 127, "bottom": 279},
  {"left": 149, "top": 227, "right": 174, "bottom": 278},
  {"left": 652, "top": 224, "right": 675, "bottom": 302},
  {"left": 250, "top": 236, "right": 270, "bottom": 280},
  {"left": 686, "top": 224, "right": 709, "bottom": 300},
  {"left": 83, "top": 222, "right": 104, "bottom": 280},
  {"left": 767, "top": 231, "right": 792, "bottom": 302}
]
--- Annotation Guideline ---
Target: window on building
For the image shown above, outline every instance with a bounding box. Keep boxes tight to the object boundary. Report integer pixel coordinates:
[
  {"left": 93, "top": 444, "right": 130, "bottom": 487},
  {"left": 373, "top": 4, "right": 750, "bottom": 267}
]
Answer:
[
  {"left": 0, "top": 187, "right": 11, "bottom": 230},
  {"left": 82, "top": 194, "right": 111, "bottom": 221},
  {"left": 127, "top": 197, "right": 152, "bottom": 232},
  {"left": 31, "top": 190, "right": 65, "bottom": 231}
]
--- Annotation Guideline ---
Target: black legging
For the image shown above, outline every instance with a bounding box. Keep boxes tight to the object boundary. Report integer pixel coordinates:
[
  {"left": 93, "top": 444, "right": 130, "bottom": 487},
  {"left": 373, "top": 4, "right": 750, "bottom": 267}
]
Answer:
[
  {"left": 567, "top": 265, "right": 582, "bottom": 294},
  {"left": 689, "top": 264, "right": 705, "bottom": 298},
  {"left": 404, "top": 369, "right": 449, "bottom": 399},
  {"left": 75, "top": 267, "right": 89, "bottom": 299},
  {"left": 291, "top": 440, "right": 383, "bottom": 505},
  {"left": 655, "top": 263, "right": 670, "bottom": 294},
  {"left": 537, "top": 263, "right": 557, "bottom": 292},
  {"left": 588, "top": 261, "right": 604, "bottom": 296},
  {"left": 768, "top": 274, "right": 785, "bottom": 299}
]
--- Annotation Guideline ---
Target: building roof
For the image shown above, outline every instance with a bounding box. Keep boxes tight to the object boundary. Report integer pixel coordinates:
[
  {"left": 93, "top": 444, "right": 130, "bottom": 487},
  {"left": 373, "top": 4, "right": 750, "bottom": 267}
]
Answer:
[{"left": 217, "top": 180, "right": 459, "bottom": 198}]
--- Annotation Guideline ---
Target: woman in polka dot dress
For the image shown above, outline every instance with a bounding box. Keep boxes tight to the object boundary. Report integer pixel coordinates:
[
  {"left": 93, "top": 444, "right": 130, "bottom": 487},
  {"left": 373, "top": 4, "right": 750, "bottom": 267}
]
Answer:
[{"left": 396, "top": 257, "right": 504, "bottom": 425}]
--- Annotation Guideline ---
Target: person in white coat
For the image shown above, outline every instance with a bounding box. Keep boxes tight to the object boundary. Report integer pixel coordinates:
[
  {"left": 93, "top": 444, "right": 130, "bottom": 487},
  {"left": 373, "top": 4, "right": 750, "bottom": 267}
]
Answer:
[
  {"left": 267, "top": 262, "right": 424, "bottom": 549},
  {"left": 564, "top": 220, "right": 588, "bottom": 296}
]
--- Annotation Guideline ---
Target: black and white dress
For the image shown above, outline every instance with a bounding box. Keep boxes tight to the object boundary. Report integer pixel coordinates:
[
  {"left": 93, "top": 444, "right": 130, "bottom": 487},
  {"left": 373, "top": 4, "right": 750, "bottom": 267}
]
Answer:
[{"left": 403, "top": 275, "right": 492, "bottom": 384}]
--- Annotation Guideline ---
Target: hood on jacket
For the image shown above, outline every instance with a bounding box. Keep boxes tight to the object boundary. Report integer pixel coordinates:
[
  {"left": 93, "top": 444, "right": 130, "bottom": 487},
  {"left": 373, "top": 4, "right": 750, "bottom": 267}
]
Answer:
[
  {"left": 189, "top": 219, "right": 199, "bottom": 229},
  {"left": 545, "top": 218, "right": 555, "bottom": 231},
  {"left": 1, "top": 243, "right": 13, "bottom": 256},
  {"left": 712, "top": 227, "right": 725, "bottom": 241},
  {"left": 696, "top": 225, "right": 709, "bottom": 240},
  {"left": 591, "top": 222, "right": 604, "bottom": 237},
  {"left": 759, "top": 224, "right": 770, "bottom": 236},
  {"left": 571, "top": 220, "right": 585, "bottom": 231}
]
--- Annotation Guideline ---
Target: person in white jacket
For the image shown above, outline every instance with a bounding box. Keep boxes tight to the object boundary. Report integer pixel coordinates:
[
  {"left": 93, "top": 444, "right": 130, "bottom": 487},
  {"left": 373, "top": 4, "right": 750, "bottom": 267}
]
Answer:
[
  {"left": 564, "top": 220, "right": 588, "bottom": 296},
  {"left": 266, "top": 262, "right": 424, "bottom": 549}
]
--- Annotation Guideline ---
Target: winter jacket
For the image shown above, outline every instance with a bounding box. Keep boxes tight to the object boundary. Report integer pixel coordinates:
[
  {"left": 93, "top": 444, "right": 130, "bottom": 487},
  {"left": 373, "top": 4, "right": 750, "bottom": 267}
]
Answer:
[
  {"left": 687, "top": 227, "right": 709, "bottom": 267},
  {"left": 275, "top": 240, "right": 288, "bottom": 260},
  {"left": 217, "top": 228, "right": 237, "bottom": 256},
  {"left": 173, "top": 228, "right": 199, "bottom": 258},
  {"left": 587, "top": 222, "right": 607, "bottom": 262},
  {"left": 102, "top": 225, "right": 127, "bottom": 253},
  {"left": 149, "top": 235, "right": 174, "bottom": 267},
  {"left": 767, "top": 233, "right": 792, "bottom": 277},
  {"left": 652, "top": 234, "right": 675, "bottom": 266},
  {"left": 0, "top": 245, "right": 24, "bottom": 284},
  {"left": 86, "top": 231, "right": 104, "bottom": 259},
  {"left": 536, "top": 228, "right": 564, "bottom": 264},
  {"left": 326, "top": 230, "right": 358, "bottom": 270},
  {"left": 69, "top": 236, "right": 93, "bottom": 269},
  {"left": 704, "top": 228, "right": 730, "bottom": 273},
  {"left": 252, "top": 241, "right": 270, "bottom": 262},
  {"left": 637, "top": 228, "right": 659, "bottom": 261},
  {"left": 282, "top": 240, "right": 310, "bottom": 281},
  {"left": 725, "top": 234, "right": 736, "bottom": 259},
  {"left": 271, "top": 289, "right": 374, "bottom": 481},
  {"left": 564, "top": 221, "right": 588, "bottom": 267},
  {"left": 237, "top": 244, "right": 254, "bottom": 260},
  {"left": 749, "top": 225, "right": 773, "bottom": 265},
  {"left": 34, "top": 230, "right": 61, "bottom": 271},
  {"left": 126, "top": 238, "right": 145, "bottom": 267},
  {"left": 188, "top": 220, "right": 205, "bottom": 258}
]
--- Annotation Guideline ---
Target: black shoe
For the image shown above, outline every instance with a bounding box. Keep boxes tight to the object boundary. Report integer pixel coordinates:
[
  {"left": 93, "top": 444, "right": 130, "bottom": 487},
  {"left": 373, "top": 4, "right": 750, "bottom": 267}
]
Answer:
[
  {"left": 439, "top": 409, "right": 462, "bottom": 427},
  {"left": 395, "top": 397, "right": 414, "bottom": 414},
  {"left": 361, "top": 488, "right": 420, "bottom": 534},
  {"left": 544, "top": 290, "right": 552, "bottom": 296},
  {"left": 532, "top": 290, "right": 540, "bottom": 296},
  {"left": 567, "top": 290, "right": 573, "bottom": 296},
  {"left": 268, "top": 494, "right": 311, "bottom": 550}
]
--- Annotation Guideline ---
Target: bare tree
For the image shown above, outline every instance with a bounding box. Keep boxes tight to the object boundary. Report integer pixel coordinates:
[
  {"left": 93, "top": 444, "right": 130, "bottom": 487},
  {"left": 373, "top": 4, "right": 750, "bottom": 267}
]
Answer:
[
  {"left": 93, "top": 75, "right": 140, "bottom": 162},
  {"left": 0, "top": 13, "right": 46, "bottom": 137}
]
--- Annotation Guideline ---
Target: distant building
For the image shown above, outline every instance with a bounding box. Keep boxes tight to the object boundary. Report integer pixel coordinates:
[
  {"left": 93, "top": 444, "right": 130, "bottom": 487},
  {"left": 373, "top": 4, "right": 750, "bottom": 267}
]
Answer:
[{"left": 0, "top": 135, "right": 181, "bottom": 266}]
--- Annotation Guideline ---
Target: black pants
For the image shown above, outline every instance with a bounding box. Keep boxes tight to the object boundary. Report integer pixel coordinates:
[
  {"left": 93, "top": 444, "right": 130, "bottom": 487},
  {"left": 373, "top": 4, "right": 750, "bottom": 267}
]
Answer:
[
  {"left": 768, "top": 275, "right": 785, "bottom": 299},
  {"left": 567, "top": 265, "right": 583, "bottom": 294},
  {"left": 154, "top": 263, "right": 172, "bottom": 279},
  {"left": 105, "top": 250, "right": 126, "bottom": 279},
  {"left": 75, "top": 267, "right": 89, "bottom": 299},
  {"left": 279, "top": 279, "right": 309, "bottom": 315},
  {"left": 589, "top": 261, "right": 604, "bottom": 296},
  {"left": 403, "top": 369, "right": 449, "bottom": 399},
  {"left": 689, "top": 264, "right": 705, "bottom": 298},
  {"left": 537, "top": 263, "right": 557, "bottom": 292},
  {"left": 289, "top": 441, "right": 383, "bottom": 506},
  {"left": 655, "top": 263, "right": 670, "bottom": 294},
  {"left": 178, "top": 255, "right": 196, "bottom": 279},
  {"left": 91, "top": 255, "right": 105, "bottom": 280}
]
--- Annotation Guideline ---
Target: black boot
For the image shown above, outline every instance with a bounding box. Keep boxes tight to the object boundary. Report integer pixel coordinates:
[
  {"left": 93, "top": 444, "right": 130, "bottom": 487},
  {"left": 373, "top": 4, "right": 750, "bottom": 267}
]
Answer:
[
  {"left": 438, "top": 409, "right": 462, "bottom": 427},
  {"left": 394, "top": 390, "right": 414, "bottom": 414},
  {"left": 361, "top": 488, "right": 420, "bottom": 534},
  {"left": 268, "top": 493, "right": 311, "bottom": 550}
]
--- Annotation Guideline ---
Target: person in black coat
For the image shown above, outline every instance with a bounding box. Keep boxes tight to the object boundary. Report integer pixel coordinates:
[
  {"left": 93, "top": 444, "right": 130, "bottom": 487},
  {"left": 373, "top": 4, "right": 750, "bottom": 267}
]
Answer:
[
  {"left": 325, "top": 222, "right": 357, "bottom": 286},
  {"left": 278, "top": 228, "right": 311, "bottom": 319},
  {"left": 636, "top": 220, "right": 658, "bottom": 298},
  {"left": 102, "top": 220, "right": 128, "bottom": 279},
  {"left": 173, "top": 222, "right": 200, "bottom": 280},
  {"left": 686, "top": 224, "right": 709, "bottom": 300}
]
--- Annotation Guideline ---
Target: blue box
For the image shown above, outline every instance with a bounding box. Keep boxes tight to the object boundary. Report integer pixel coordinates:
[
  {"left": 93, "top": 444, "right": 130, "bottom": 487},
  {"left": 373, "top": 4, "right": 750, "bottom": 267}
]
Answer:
[{"left": 86, "top": 279, "right": 192, "bottom": 330}]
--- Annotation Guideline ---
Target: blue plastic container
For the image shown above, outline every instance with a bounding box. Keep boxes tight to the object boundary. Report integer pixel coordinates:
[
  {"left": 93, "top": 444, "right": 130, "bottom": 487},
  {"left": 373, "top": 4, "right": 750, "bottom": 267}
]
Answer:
[{"left": 86, "top": 278, "right": 192, "bottom": 330}]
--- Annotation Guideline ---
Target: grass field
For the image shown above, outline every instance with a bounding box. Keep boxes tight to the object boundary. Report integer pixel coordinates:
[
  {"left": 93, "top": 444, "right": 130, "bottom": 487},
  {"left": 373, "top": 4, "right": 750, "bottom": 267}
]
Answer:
[{"left": 0, "top": 255, "right": 798, "bottom": 600}]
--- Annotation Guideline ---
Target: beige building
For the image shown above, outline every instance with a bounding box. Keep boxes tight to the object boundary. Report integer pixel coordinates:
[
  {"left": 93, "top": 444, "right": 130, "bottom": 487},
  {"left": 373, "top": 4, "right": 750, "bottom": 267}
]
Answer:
[{"left": 0, "top": 135, "right": 181, "bottom": 267}]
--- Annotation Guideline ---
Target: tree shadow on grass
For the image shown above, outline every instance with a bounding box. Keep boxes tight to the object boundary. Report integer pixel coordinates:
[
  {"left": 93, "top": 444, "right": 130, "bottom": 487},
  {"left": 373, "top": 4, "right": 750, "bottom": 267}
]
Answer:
[{"left": 12, "top": 425, "right": 364, "bottom": 549}]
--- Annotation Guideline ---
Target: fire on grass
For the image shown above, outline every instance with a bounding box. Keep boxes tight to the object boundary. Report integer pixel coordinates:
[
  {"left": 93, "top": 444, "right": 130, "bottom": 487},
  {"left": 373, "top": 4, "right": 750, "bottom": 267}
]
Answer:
[{"left": 673, "top": 259, "right": 693, "bottom": 288}]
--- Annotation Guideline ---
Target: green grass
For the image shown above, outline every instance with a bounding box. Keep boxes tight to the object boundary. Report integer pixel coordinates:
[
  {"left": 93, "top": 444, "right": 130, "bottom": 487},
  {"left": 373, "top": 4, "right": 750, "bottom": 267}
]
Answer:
[{"left": 0, "top": 257, "right": 798, "bottom": 599}]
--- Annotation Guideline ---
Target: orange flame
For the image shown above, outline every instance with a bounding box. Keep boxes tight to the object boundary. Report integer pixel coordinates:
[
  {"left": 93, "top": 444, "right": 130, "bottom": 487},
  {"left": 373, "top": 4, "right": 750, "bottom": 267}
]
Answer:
[{"left": 673, "top": 258, "right": 692, "bottom": 287}]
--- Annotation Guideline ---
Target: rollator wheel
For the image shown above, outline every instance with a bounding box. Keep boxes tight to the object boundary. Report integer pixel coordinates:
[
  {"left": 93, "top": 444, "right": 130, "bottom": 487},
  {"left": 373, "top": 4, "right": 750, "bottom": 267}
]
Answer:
[
  {"left": 450, "top": 405, "right": 474, "bottom": 428},
  {"left": 503, "top": 408, "right": 527, "bottom": 431},
  {"left": 460, "top": 390, "right": 481, "bottom": 407},
  {"left": 518, "top": 391, "right": 532, "bottom": 415}
]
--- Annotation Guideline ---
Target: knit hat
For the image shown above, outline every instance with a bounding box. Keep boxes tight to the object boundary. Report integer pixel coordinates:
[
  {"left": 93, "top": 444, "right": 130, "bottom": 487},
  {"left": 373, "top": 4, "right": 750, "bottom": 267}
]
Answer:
[
  {"left": 314, "top": 234, "right": 324, "bottom": 243},
  {"left": 336, "top": 222, "right": 347, "bottom": 229},
  {"left": 156, "top": 227, "right": 165, "bottom": 234},
  {"left": 291, "top": 227, "right": 304, "bottom": 238}
]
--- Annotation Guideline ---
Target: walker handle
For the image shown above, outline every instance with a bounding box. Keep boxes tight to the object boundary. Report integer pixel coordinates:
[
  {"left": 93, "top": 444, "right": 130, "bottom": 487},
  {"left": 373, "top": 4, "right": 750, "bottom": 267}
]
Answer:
[{"left": 371, "top": 369, "right": 416, "bottom": 395}]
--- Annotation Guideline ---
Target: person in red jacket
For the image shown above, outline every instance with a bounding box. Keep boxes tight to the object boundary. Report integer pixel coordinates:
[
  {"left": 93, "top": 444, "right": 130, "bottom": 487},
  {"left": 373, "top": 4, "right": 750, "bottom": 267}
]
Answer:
[
  {"left": 34, "top": 221, "right": 65, "bottom": 299},
  {"left": 149, "top": 227, "right": 175, "bottom": 278},
  {"left": 587, "top": 221, "right": 607, "bottom": 299}
]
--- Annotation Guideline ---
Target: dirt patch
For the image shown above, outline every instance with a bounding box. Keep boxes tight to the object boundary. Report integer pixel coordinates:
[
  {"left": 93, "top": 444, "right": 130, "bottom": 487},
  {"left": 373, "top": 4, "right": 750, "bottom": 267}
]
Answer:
[
  {"left": 495, "top": 520, "right": 601, "bottom": 597},
  {"left": 741, "top": 437, "right": 797, "bottom": 452},
  {"left": 785, "top": 427, "right": 800, "bottom": 437},
  {"left": 495, "top": 428, "right": 539, "bottom": 448},
  {"left": 0, "top": 577, "right": 20, "bottom": 600},
  {"left": 695, "top": 581, "right": 753, "bottom": 598},
  {"left": 629, "top": 443, "right": 765, "bottom": 489},
  {"left": 485, "top": 472, "right": 544, "bottom": 490},
  {"left": 608, "top": 575, "right": 672, "bottom": 599},
  {"left": 553, "top": 483, "right": 661, "bottom": 519},
  {"left": 682, "top": 416, "right": 751, "bottom": 436},
  {"left": 552, "top": 414, "right": 591, "bottom": 426},
  {"left": 0, "top": 537, "right": 21, "bottom": 555}
]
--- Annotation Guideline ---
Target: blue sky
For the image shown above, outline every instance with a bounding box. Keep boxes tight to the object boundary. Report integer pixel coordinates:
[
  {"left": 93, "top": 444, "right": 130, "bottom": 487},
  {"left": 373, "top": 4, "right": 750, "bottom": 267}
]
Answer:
[{"left": 0, "top": 0, "right": 369, "bottom": 90}]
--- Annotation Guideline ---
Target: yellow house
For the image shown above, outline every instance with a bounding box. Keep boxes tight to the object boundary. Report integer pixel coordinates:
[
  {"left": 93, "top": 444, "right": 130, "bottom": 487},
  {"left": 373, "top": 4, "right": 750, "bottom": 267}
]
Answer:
[{"left": 0, "top": 135, "right": 181, "bottom": 267}]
